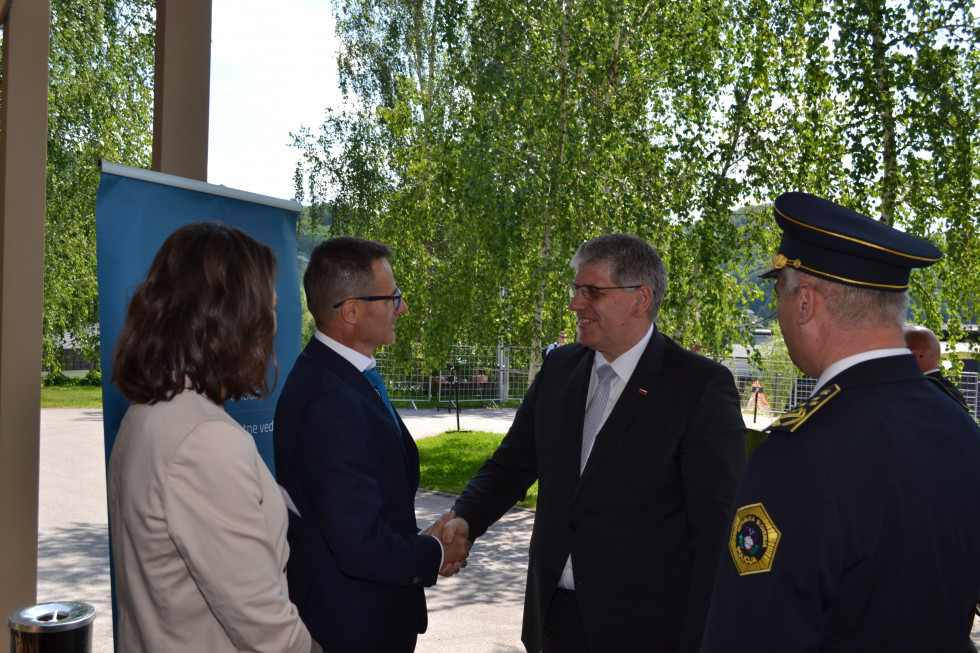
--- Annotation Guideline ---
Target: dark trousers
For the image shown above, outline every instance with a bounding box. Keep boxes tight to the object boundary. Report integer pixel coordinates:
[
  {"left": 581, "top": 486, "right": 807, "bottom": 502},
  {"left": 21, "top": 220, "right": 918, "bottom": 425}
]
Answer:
[{"left": 541, "top": 589, "right": 590, "bottom": 653}]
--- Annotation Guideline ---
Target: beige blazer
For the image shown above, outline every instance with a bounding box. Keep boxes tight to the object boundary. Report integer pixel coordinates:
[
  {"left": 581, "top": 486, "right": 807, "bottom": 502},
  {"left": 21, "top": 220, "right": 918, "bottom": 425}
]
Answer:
[{"left": 108, "top": 390, "right": 312, "bottom": 652}]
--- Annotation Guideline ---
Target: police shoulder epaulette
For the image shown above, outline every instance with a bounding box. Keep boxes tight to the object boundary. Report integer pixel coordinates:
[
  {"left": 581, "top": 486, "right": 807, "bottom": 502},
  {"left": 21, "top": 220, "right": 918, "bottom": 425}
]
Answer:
[
  {"left": 765, "top": 384, "right": 841, "bottom": 434},
  {"left": 926, "top": 375, "right": 970, "bottom": 411}
]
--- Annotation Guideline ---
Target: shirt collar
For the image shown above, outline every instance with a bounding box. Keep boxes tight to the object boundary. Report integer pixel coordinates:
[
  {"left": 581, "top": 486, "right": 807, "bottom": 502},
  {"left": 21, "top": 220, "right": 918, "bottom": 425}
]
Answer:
[
  {"left": 315, "top": 330, "right": 375, "bottom": 373},
  {"left": 594, "top": 324, "right": 655, "bottom": 382},
  {"left": 812, "top": 347, "right": 911, "bottom": 395}
]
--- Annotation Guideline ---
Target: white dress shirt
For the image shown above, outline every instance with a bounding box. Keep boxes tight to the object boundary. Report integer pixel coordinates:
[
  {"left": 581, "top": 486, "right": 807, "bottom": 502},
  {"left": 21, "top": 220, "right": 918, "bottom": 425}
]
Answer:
[{"left": 559, "top": 324, "right": 654, "bottom": 590}]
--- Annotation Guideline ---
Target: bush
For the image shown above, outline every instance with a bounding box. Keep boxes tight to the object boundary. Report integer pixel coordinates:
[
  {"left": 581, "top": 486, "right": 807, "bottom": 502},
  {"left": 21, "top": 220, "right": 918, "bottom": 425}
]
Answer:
[{"left": 42, "top": 369, "right": 102, "bottom": 387}]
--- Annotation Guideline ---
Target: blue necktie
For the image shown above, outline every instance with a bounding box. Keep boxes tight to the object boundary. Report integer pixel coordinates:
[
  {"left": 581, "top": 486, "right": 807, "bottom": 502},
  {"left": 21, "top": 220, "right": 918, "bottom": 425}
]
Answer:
[{"left": 363, "top": 366, "right": 399, "bottom": 426}]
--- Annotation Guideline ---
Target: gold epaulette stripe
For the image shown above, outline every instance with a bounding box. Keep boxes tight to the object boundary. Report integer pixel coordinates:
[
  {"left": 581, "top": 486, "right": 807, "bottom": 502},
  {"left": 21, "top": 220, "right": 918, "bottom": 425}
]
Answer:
[
  {"left": 775, "top": 205, "right": 940, "bottom": 264},
  {"left": 926, "top": 376, "right": 970, "bottom": 411},
  {"left": 768, "top": 384, "right": 841, "bottom": 433}
]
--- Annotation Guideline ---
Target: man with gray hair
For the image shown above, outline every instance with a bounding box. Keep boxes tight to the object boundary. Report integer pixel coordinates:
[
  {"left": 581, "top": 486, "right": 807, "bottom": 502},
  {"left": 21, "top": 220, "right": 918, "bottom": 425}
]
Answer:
[
  {"left": 444, "top": 233, "right": 747, "bottom": 652},
  {"left": 701, "top": 192, "right": 980, "bottom": 651}
]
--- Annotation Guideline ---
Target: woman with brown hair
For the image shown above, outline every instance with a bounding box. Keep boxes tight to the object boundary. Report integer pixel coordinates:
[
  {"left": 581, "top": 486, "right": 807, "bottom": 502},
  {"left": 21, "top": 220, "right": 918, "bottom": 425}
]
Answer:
[{"left": 108, "top": 221, "right": 321, "bottom": 653}]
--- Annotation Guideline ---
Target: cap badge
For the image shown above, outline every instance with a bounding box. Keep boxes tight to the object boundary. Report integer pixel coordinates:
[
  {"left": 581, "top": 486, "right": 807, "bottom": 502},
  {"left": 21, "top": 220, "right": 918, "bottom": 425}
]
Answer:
[{"left": 772, "top": 253, "right": 802, "bottom": 271}]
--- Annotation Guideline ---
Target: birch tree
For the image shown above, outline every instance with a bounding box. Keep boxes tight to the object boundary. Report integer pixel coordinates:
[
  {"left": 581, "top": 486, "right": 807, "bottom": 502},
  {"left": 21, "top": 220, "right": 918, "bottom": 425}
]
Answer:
[
  {"left": 294, "top": 0, "right": 980, "bottom": 367},
  {"left": 43, "top": 0, "right": 155, "bottom": 374}
]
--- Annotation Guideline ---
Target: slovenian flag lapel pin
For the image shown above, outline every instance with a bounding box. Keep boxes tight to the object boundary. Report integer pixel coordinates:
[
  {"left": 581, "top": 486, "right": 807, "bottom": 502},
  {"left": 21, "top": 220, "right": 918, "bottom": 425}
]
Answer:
[{"left": 638, "top": 389, "right": 648, "bottom": 396}]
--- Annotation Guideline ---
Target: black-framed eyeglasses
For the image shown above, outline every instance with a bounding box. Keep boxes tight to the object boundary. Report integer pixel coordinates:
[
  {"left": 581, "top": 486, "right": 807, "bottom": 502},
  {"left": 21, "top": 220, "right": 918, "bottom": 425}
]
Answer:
[
  {"left": 568, "top": 283, "right": 642, "bottom": 300},
  {"left": 333, "top": 289, "right": 403, "bottom": 310}
]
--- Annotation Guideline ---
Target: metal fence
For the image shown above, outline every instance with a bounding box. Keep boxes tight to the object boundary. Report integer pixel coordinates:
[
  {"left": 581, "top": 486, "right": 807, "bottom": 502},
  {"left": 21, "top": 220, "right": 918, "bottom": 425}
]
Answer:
[
  {"left": 731, "top": 359, "right": 979, "bottom": 419},
  {"left": 374, "top": 352, "right": 433, "bottom": 408},
  {"left": 62, "top": 337, "right": 980, "bottom": 417},
  {"left": 376, "top": 348, "right": 825, "bottom": 415},
  {"left": 53, "top": 347, "right": 98, "bottom": 373},
  {"left": 375, "top": 345, "right": 535, "bottom": 409},
  {"left": 434, "top": 345, "right": 502, "bottom": 408},
  {"left": 730, "top": 358, "right": 816, "bottom": 419},
  {"left": 955, "top": 371, "right": 978, "bottom": 417},
  {"left": 375, "top": 349, "right": 980, "bottom": 417}
]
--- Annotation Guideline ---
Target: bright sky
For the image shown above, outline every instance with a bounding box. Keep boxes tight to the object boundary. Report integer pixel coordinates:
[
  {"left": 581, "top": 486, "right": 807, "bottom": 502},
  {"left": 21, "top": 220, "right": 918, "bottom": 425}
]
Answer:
[{"left": 207, "top": 0, "right": 341, "bottom": 202}]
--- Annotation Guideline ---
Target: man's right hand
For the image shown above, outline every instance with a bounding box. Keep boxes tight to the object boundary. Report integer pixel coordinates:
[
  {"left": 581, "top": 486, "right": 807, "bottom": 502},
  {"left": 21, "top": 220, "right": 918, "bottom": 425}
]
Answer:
[{"left": 439, "top": 516, "right": 471, "bottom": 576}]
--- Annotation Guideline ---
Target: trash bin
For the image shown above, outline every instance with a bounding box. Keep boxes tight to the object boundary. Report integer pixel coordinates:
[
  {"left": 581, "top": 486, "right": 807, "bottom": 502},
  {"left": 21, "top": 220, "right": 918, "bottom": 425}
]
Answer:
[{"left": 8, "top": 602, "right": 96, "bottom": 653}]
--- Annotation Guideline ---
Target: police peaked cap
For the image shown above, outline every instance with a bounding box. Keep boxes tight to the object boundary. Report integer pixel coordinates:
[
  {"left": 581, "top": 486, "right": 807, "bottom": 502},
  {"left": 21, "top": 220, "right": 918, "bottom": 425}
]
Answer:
[{"left": 760, "top": 192, "right": 942, "bottom": 291}]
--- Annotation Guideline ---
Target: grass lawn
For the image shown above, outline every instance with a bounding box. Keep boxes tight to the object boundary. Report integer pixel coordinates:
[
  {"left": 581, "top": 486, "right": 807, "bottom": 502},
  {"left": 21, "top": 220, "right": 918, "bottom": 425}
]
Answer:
[
  {"left": 418, "top": 430, "right": 537, "bottom": 509},
  {"left": 40, "top": 385, "right": 103, "bottom": 409}
]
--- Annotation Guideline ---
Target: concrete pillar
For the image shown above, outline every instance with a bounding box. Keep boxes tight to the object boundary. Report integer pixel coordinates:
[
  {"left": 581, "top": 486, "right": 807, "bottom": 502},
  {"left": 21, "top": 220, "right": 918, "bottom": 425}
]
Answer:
[
  {"left": 0, "top": 0, "right": 51, "bottom": 618},
  {"left": 152, "top": 0, "right": 211, "bottom": 180}
]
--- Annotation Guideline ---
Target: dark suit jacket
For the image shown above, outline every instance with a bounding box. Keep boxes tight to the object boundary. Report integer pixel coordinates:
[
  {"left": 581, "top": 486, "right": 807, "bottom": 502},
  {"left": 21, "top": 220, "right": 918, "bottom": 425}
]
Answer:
[
  {"left": 274, "top": 337, "right": 442, "bottom": 652},
  {"left": 702, "top": 355, "right": 980, "bottom": 652},
  {"left": 452, "top": 329, "right": 746, "bottom": 653}
]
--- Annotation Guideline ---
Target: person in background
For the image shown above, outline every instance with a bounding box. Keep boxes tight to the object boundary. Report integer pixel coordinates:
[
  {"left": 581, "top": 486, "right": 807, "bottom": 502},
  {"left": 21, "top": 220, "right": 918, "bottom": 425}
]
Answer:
[
  {"left": 701, "top": 192, "right": 980, "bottom": 652},
  {"left": 544, "top": 331, "right": 568, "bottom": 357},
  {"left": 108, "top": 222, "right": 320, "bottom": 653},
  {"left": 904, "top": 324, "right": 970, "bottom": 412},
  {"left": 443, "top": 233, "right": 747, "bottom": 653},
  {"left": 274, "top": 236, "right": 470, "bottom": 652}
]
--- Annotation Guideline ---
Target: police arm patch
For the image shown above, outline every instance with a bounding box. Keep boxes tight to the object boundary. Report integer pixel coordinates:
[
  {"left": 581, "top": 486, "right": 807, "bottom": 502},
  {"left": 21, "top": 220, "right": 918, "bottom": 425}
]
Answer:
[{"left": 728, "top": 502, "right": 781, "bottom": 575}]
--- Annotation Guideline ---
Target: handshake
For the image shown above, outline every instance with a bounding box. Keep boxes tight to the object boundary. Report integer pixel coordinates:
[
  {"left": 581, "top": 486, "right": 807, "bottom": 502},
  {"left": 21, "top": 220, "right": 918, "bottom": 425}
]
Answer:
[{"left": 422, "top": 512, "right": 472, "bottom": 577}]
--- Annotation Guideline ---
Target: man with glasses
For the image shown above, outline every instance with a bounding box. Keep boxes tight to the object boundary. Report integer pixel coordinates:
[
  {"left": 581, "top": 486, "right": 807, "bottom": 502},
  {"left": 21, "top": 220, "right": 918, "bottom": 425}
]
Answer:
[
  {"left": 274, "top": 237, "right": 470, "bottom": 652},
  {"left": 443, "top": 233, "right": 747, "bottom": 653}
]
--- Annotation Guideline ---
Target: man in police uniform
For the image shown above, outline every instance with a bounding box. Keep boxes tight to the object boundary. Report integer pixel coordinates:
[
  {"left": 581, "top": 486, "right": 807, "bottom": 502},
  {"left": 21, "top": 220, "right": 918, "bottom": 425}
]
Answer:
[
  {"left": 701, "top": 192, "right": 980, "bottom": 652},
  {"left": 904, "top": 324, "right": 971, "bottom": 413}
]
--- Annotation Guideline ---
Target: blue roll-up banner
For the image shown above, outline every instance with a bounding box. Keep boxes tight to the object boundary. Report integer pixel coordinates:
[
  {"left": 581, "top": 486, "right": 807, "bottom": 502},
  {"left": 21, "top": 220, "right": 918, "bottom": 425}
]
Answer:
[{"left": 95, "top": 161, "right": 303, "bottom": 475}]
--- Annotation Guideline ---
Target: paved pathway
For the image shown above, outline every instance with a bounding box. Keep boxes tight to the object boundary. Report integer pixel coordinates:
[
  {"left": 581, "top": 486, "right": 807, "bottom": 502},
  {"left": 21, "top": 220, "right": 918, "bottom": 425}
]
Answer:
[
  {"left": 34, "top": 408, "right": 980, "bottom": 651},
  {"left": 35, "top": 407, "right": 527, "bottom": 653}
]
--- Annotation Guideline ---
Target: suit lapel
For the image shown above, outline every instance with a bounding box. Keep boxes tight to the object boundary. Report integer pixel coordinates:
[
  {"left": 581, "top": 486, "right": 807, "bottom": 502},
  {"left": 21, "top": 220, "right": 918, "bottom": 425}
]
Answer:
[
  {"left": 577, "top": 330, "right": 666, "bottom": 491},
  {"left": 560, "top": 352, "right": 596, "bottom": 497},
  {"left": 393, "top": 413, "right": 418, "bottom": 481},
  {"left": 304, "top": 338, "right": 413, "bottom": 471}
]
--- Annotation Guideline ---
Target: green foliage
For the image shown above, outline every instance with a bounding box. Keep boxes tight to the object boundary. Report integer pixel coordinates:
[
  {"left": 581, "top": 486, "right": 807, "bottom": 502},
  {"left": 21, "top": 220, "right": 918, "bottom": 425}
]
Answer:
[
  {"left": 43, "top": 0, "right": 155, "bottom": 374},
  {"left": 32, "top": 0, "right": 980, "bottom": 383},
  {"left": 295, "top": 205, "right": 334, "bottom": 346},
  {"left": 795, "top": 0, "right": 980, "bottom": 349},
  {"left": 287, "top": 0, "right": 979, "bottom": 363},
  {"left": 42, "top": 369, "right": 102, "bottom": 387},
  {"left": 417, "top": 430, "right": 538, "bottom": 508}
]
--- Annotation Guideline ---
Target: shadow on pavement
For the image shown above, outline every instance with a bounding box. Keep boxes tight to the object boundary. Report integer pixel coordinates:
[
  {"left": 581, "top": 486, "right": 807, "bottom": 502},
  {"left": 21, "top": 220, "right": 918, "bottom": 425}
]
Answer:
[
  {"left": 38, "top": 522, "right": 110, "bottom": 596},
  {"left": 415, "top": 490, "right": 530, "bottom": 652}
]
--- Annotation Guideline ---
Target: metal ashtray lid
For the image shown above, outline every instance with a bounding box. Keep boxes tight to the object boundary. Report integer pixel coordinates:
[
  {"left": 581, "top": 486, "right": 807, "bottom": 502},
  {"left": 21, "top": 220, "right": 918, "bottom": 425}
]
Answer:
[{"left": 7, "top": 602, "right": 96, "bottom": 633}]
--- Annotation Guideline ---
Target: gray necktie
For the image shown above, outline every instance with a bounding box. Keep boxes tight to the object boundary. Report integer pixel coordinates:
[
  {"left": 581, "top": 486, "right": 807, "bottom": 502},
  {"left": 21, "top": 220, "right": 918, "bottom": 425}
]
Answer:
[{"left": 581, "top": 364, "right": 617, "bottom": 472}]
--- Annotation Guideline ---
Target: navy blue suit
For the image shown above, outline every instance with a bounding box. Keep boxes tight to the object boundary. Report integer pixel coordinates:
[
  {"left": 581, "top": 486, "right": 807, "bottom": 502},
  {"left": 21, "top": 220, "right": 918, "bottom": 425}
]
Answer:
[
  {"left": 274, "top": 338, "right": 441, "bottom": 652},
  {"left": 453, "top": 329, "right": 747, "bottom": 653},
  {"left": 702, "top": 354, "right": 980, "bottom": 652}
]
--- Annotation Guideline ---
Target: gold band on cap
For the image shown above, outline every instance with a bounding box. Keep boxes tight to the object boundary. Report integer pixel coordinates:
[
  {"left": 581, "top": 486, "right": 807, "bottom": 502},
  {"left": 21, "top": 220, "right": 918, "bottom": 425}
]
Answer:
[
  {"left": 773, "top": 252, "right": 909, "bottom": 290},
  {"left": 775, "top": 205, "right": 941, "bottom": 264},
  {"left": 798, "top": 265, "right": 908, "bottom": 290}
]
